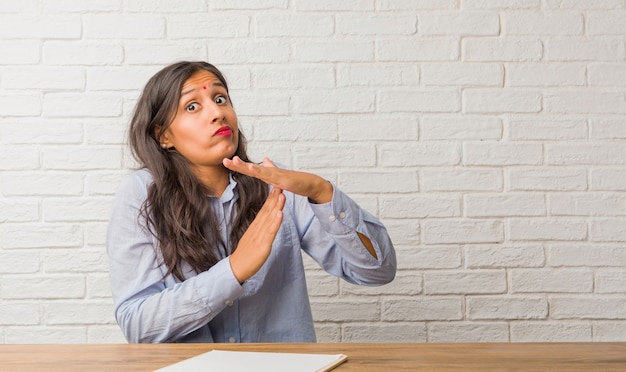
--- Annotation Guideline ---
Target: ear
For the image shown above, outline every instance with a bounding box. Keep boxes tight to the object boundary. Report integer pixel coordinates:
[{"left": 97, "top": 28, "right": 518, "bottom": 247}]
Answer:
[{"left": 154, "top": 126, "right": 170, "bottom": 148}]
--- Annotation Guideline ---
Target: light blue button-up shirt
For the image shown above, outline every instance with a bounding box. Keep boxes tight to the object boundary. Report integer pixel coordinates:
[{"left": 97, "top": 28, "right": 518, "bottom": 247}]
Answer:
[{"left": 106, "top": 168, "right": 396, "bottom": 343}]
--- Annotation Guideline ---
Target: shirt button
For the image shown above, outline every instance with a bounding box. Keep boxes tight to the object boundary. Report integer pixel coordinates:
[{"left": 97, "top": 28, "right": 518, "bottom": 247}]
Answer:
[
  {"left": 329, "top": 215, "right": 336, "bottom": 222},
  {"left": 225, "top": 300, "right": 233, "bottom": 306},
  {"left": 217, "top": 225, "right": 223, "bottom": 231},
  {"left": 229, "top": 337, "right": 236, "bottom": 343},
  {"left": 339, "top": 212, "right": 346, "bottom": 219}
]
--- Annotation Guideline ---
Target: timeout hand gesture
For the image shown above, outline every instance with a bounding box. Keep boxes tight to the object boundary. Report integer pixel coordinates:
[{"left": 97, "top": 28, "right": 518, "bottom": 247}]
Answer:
[{"left": 223, "top": 156, "right": 334, "bottom": 204}]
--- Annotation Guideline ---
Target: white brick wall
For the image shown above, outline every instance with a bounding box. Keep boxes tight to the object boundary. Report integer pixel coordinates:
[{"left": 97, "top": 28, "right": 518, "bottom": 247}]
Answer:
[{"left": 1, "top": 2, "right": 625, "bottom": 344}]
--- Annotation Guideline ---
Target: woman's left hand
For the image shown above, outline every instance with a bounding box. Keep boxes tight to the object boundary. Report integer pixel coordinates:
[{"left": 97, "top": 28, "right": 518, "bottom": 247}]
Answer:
[{"left": 223, "top": 156, "right": 333, "bottom": 204}]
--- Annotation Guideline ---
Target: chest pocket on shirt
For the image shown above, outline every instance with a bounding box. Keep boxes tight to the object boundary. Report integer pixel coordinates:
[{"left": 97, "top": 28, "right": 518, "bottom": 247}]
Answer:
[{"left": 243, "top": 218, "right": 305, "bottom": 296}]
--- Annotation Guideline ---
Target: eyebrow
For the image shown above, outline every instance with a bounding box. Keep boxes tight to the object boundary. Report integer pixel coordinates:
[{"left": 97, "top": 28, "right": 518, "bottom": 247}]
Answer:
[{"left": 180, "top": 82, "right": 225, "bottom": 97}]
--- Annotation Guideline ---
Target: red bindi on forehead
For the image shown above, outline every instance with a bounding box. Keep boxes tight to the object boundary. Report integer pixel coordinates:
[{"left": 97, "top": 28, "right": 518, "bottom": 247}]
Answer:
[{"left": 203, "top": 85, "right": 207, "bottom": 90}]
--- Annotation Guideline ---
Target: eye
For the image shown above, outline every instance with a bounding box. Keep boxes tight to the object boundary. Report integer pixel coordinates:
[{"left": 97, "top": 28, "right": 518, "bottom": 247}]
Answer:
[
  {"left": 215, "top": 96, "right": 228, "bottom": 105},
  {"left": 185, "top": 102, "right": 200, "bottom": 112}
]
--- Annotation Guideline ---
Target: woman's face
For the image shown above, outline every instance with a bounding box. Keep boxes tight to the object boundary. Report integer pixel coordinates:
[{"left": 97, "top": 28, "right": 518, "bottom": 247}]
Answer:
[{"left": 160, "top": 70, "right": 239, "bottom": 171}]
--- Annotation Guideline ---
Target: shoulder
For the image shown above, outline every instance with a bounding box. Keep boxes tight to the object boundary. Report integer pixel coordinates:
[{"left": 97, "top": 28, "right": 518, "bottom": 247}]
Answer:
[{"left": 115, "top": 168, "right": 154, "bottom": 202}]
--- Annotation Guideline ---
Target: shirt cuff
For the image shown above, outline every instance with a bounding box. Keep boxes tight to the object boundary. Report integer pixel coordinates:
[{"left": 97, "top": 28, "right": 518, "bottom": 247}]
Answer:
[
  {"left": 309, "top": 182, "right": 361, "bottom": 236},
  {"left": 195, "top": 257, "right": 244, "bottom": 308}
]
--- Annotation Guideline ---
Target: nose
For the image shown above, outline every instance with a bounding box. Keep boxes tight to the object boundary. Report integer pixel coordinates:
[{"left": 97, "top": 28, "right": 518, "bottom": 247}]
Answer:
[{"left": 206, "top": 100, "right": 225, "bottom": 123}]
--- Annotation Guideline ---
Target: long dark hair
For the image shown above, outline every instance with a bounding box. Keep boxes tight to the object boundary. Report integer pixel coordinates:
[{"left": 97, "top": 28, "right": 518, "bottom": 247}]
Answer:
[{"left": 129, "top": 61, "right": 268, "bottom": 281}]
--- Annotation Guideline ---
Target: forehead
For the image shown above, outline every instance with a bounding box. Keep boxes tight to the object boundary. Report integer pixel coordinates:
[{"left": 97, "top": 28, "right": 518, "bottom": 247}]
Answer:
[{"left": 181, "top": 70, "right": 221, "bottom": 91}]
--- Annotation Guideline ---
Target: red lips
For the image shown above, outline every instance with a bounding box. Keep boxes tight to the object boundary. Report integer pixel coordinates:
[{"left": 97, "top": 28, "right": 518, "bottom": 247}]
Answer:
[{"left": 214, "top": 126, "right": 232, "bottom": 136}]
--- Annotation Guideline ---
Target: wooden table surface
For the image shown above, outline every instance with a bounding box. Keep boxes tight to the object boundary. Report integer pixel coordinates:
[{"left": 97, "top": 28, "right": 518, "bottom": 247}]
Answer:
[{"left": 1, "top": 342, "right": 625, "bottom": 371}]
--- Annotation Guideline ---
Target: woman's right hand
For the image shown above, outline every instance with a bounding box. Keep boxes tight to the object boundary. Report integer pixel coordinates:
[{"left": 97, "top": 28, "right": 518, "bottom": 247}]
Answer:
[{"left": 228, "top": 187, "right": 285, "bottom": 284}]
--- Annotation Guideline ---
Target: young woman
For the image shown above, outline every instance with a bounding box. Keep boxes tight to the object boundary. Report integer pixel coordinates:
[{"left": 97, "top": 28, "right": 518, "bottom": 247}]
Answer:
[{"left": 106, "top": 61, "right": 396, "bottom": 343}]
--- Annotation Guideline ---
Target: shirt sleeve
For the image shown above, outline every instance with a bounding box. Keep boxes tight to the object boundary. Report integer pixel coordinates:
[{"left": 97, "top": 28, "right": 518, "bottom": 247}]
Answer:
[
  {"left": 106, "top": 172, "right": 243, "bottom": 343},
  {"left": 291, "top": 182, "right": 397, "bottom": 286}
]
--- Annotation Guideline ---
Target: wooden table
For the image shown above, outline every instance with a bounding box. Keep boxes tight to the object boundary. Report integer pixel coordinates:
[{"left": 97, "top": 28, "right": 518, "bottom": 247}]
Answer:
[{"left": 1, "top": 342, "right": 625, "bottom": 371}]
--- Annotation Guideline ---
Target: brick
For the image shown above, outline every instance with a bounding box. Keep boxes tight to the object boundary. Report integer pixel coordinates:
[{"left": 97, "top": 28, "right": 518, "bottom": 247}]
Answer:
[
  {"left": 590, "top": 219, "right": 626, "bottom": 242},
  {"left": 294, "top": 144, "right": 375, "bottom": 169},
  {"left": 463, "top": 142, "right": 543, "bottom": 166},
  {"left": 0, "top": 303, "right": 40, "bottom": 325},
  {"left": 507, "top": 63, "right": 585, "bottom": 87},
  {"left": 305, "top": 273, "right": 339, "bottom": 297},
  {"left": 463, "top": 89, "right": 542, "bottom": 113},
  {"left": 593, "top": 322, "right": 626, "bottom": 341},
  {"left": 382, "top": 297, "right": 463, "bottom": 321},
  {"left": 85, "top": 120, "right": 127, "bottom": 145},
  {"left": 508, "top": 167, "right": 587, "bottom": 191},
  {"left": 84, "top": 222, "right": 109, "bottom": 246},
  {"left": 232, "top": 91, "right": 291, "bottom": 116},
  {"left": 508, "top": 219, "right": 587, "bottom": 241},
  {"left": 423, "top": 219, "right": 503, "bottom": 244},
  {"left": 338, "top": 116, "right": 418, "bottom": 141},
  {"left": 0, "top": 146, "right": 40, "bottom": 170},
  {"left": 591, "top": 169, "right": 626, "bottom": 190},
  {"left": 209, "top": 40, "right": 290, "bottom": 64},
  {"left": 544, "top": 0, "right": 624, "bottom": 8},
  {"left": 587, "top": 11, "right": 626, "bottom": 35},
  {"left": 342, "top": 273, "right": 423, "bottom": 296},
  {"left": 43, "top": 42, "right": 123, "bottom": 65},
  {"left": 42, "top": 146, "right": 122, "bottom": 170},
  {"left": 43, "top": 198, "right": 112, "bottom": 222},
  {"left": 381, "top": 195, "right": 460, "bottom": 218},
  {"left": 511, "top": 322, "right": 591, "bottom": 342},
  {"left": 428, "top": 322, "right": 509, "bottom": 342},
  {"left": 257, "top": 15, "right": 333, "bottom": 37},
  {"left": 396, "top": 246, "right": 462, "bottom": 270},
  {"left": 588, "top": 63, "right": 626, "bottom": 86},
  {"left": 0, "top": 200, "right": 39, "bottom": 223},
  {"left": 384, "top": 219, "right": 420, "bottom": 246},
  {"left": 591, "top": 119, "right": 626, "bottom": 140},
  {"left": 545, "top": 38, "right": 622, "bottom": 61},
  {"left": 0, "top": 15, "right": 81, "bottom": 39},
  {"left": 465, "top": 244, "right": 545, "bottom": 268},
  {"left": 502, "top": 12, "right": 583, "bottom": 35},
  {"left": 88, "top": 326, "right": 128, "bottom": 344},
  {"left": 508, "top": 118, "right": 587, "bottom": 140},
  {"left": 83, "top": 15, "right": 164, "bottom": 39},
  {"left": 124, "top": 42, "right": 206, "bottom": 65},
  {"left": 337, "top": 15, "right": 416, "bottom": 35},
  {"left": 2, "top": 67, "right": 85, "bottom": 90},
  {"left": 46, "top": 301, "right": 116, "bottom": 325},
  {"left": 467, "top": 296, "right": 548, "bottom": 320},
  {"left": 0, "top": 0, "right": 40, "bottom": 12},
  {"left": 0, "top": 223, "right": 82, "bottom": 249},
  {"left": 85, "top": 172, "right": 124, "bottom": 196},
  {"left": 314, "top": 324, "right": 341, "bottom": 342},
  {"left": 545, "top": 90, "right": 626, "bottom": 114},
  {"left": 379, "top": 90, "right": 460, "bottom": 113},
  {"left": 421, "top": 116, "right": 502, "bottom": 140},
  {"left": 211, "top": 0, "right": 288, "bottom": 10},
  {"left": 339, "top": 171, "right": 418, "bottom": 193},
  {"left": 343, "top": 323, "right": 427, "bottom": 342},
  {"left": 295, "top": 0, "right": 374, "bottom": 11},
  {"left": 511, "top": 269, "right": 593, "bottom": 293},
  {"left": 295, "top": 40, "right": 374, "bottom": 63},
  {"left": 424, "top": 270, "right": 506, "bottom": 294},
  {"left": 463, "top": 38, "right": 542, "bottom": 62},
  {"left": 0, "top": 40, "right": 40, "bottom": 64},
  {"left": 547, "top": 244, "right": 626, "bottom": 267},
  {"left": 43, "top": 0, "right": 121, "bottom": 12},
  {"left": 43, "top": 93, "right": 123, "bottom": 117},
  {"left": 2, "top": 275, "right": 85, "bottom": 299},
  {"left": 2, "top": 172, "right": 84, "bottom": 196},
  {"left": 254, "top": 65, "right": 334, "bottom": 89},
  {"left": 377, "top": 38, "right": 459, "bottom": 62},
  {"left": 466, "top": 194, "right": 546, "bottom": 217},
  {"left": 0, "top": 94, "right": 42, "bottom": 116},
  {"left": 422, "top": 63, "right": 503, "bottom": 86},
  {"left": 337, "top": 64, "right": 420, "bottom": 87},
  {"left": 377, "top": 0, "right": 458, "bottom": 10},
  {"left": 168, "top": 14, "right": 249, "bottom": 38},
  {"left": 462, "top": 0, "right": 540, "bottom": 9},
  {"left": 87, "top": 274, "right": 114, "bottom": 299},
  {"left": 419, "top": 12, "right": 499, "bottom": 36},
  {"left": 5, "top": 326, "right": 87, "bottom": 343},
  {"left": 252, "top": 117, "right": 336, "bottom": 142},
  {"left": 596, "top": 270, "right": 626, "bottom": 293},
  {"left": 546, "top": 144, "right": 626, "bottom": 165},
  {"left": 293, "top": 89, "right": 375, "bottom": 114},
  {"left": 87, "top": 67, "right": 158, "bottom": 91},
  {"left": 43, "top": 250, "right": 109, "bottom": 273},
  {"left": 126, "top": 0, "right": 205, "bottom": 12},
  {"left": 0, "top": 120, "right": 82, "bottom": 144},
  {"left": 311, "top": 300, "right": 380, "bottom": 322},
  {"left": 422, "top": 168, "right": 502, "bottom": 192},
  {"left": 0, "top": 251, "right": 39, "bottom": 273},
  {"left": 550, "top": 193, "right": 626, "bottom": 216},
  {"left": 551, "top": 297, "right": 626, "bottom": 319}
]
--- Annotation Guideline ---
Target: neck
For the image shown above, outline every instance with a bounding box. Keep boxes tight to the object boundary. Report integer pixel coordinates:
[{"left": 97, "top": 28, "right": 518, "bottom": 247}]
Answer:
[{"left": 192, "top": 165, "right": 230, "bottom": 197}]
